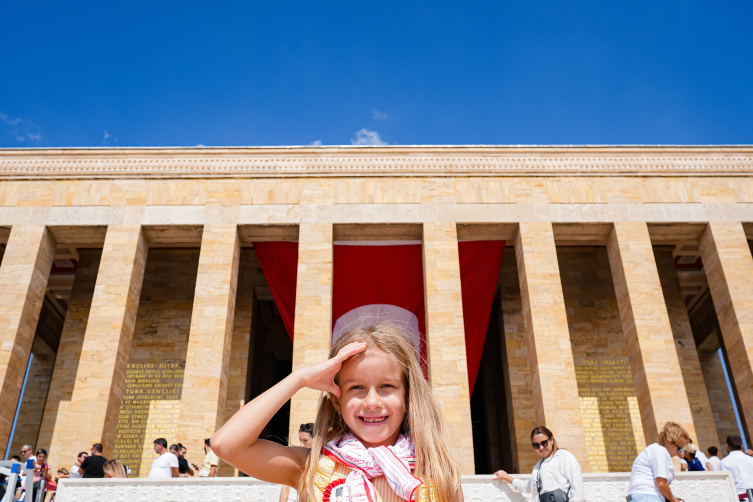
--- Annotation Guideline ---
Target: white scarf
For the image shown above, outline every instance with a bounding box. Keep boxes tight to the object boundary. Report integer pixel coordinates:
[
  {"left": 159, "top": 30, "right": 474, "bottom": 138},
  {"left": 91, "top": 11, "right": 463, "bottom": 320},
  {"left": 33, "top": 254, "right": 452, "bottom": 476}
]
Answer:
[{"left": 323, "top": 433, "right": 423, "bottom": 502}]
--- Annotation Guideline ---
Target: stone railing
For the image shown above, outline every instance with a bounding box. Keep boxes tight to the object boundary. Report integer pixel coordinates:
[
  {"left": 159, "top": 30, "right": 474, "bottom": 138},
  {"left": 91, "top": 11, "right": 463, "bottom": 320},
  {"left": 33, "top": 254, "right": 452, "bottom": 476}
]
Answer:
[{"left": 56, "top": 472, "right": 738, "bottom": 502}]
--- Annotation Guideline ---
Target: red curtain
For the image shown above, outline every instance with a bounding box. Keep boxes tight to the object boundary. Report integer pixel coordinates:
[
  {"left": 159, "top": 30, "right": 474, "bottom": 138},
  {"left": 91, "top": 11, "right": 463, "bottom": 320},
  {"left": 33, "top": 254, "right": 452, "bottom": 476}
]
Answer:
[
  {"left": 332, "top": 244, "right": 426, "bottom": 336},
  {"left": 458, "top": 241, "right": 505, "bottom": 395},
  {"left": 253, "top": 240, "right": 505, "bottom": 395},
  {"left": 253, "top": 241, "right": 299, "bottom": 340}
]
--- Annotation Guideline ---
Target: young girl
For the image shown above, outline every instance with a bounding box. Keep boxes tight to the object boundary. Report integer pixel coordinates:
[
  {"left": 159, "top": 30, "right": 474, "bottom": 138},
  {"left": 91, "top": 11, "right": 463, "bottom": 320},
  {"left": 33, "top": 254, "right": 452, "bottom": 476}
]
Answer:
[{"left": 212, "top": 324, "right": 462, "bottom": 502}]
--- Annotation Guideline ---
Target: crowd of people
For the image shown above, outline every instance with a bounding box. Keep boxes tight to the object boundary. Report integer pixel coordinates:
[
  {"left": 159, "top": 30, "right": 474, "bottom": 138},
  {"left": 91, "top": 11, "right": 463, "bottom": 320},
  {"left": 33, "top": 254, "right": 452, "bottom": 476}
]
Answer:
[
  {"left": 0, "top": 437, "right": 221, "bottom": 501},
  {"left": 493, "top": 423, "right": 753, "bottom": 502}
]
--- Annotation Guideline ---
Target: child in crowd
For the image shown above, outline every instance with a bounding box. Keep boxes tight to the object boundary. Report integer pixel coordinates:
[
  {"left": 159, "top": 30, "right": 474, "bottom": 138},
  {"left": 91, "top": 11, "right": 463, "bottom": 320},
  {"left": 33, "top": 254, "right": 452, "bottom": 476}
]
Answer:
[{"left": 212, "top": 324, "right": 462, "bottom": 502}]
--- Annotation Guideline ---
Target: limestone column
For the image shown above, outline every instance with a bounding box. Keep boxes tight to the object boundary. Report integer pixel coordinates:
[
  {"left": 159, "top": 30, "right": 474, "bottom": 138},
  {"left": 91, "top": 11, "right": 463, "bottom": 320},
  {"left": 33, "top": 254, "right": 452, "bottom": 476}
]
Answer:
[
  {"left": 288, "top": 223, "right": 333, "bottom": 443},
  {"left": 219, "top": 249, "right": 256, "bottom": 476},
  {"left": 653, "top": 247, "right": 719, "bottom": 450},
  {"left": 59, "top": 226, "right": 147, "bottom": 461},
  {"left": 37, "top": 250, "right": 101, "bottom": 470},
  {"left": 177, "top": 225, "right": 241, "bottom": 458},
  {"left": 515, "top": 222, "right": 590, "bottom": 470},
  {"left": 0, "top": 226, "right": 56, "bottom": 449},
  {"left": 422, "top": 223, "right": 475, "bottom": 474},
  {"left": 699, "top": 221, "right": 753, "bottom": 436},
  {"left": 607, "top": 223, "right": 696, "bottom": 443}
]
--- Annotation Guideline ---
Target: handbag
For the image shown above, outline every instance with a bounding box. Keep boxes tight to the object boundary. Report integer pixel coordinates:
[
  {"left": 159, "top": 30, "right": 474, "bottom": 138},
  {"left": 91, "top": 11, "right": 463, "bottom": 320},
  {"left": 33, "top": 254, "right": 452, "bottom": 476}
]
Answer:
[{"left": 535, "top": 455, "right": 570, "bottom": 502}]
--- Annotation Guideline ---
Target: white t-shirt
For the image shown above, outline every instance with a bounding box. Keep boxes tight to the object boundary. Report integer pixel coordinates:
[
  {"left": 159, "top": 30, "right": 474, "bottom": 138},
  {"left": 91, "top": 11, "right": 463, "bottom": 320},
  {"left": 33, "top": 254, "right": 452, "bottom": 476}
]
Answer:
[
  {"left": 70, "top": 465, "right": 83, "bottom": 478},
  {"left": 628, "top": 443, "right": 674, "bottom": 498},
  {"left": 147, "top": 452, "right": 179, "bottom": 479},
  {"left": 708, "top": 456, "right": 722, "bottom": 471},
  {"left": 511, "top": 449, "right": 584, "bottom": 502},
  {"left": 695, "top": 450, "right": 710, "bottom": 467},
  {"left": 721, "top": 450, "right": 753, "bottom": 495}
]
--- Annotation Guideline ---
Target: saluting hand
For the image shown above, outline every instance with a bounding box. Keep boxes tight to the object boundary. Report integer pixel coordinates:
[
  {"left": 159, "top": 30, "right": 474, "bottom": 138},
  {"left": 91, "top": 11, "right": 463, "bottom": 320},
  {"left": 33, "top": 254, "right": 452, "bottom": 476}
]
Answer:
[{"left": 297, "top": 342, "right": 367, "bottom": 398}]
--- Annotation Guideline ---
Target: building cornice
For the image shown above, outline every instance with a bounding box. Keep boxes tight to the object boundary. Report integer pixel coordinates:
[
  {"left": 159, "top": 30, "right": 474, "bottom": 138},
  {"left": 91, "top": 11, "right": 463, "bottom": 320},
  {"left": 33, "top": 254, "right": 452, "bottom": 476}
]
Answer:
[{"left": 1, "top": 145, "right": 753, "bottom": 178}]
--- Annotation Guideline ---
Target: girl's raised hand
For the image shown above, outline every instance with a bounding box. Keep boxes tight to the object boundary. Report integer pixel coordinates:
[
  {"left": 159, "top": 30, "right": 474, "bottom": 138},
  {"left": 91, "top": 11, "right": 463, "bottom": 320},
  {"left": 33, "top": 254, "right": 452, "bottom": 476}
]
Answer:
[{"left": 297, "top": 342, "right": 367, "bottom": 398}]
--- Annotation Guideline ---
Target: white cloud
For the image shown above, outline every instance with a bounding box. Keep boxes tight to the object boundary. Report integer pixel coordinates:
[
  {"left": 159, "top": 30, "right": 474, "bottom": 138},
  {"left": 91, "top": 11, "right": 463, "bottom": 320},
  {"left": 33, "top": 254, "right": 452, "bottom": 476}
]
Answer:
[
  {"left": 195, "top": 144, "right": 206, "bottom": 147},
  {"left": 1, "top": 112, "right": 43, "bottom": 143},
  {"left": 351, "top": 128, "right": 387, "bottom": 146},
  {"left": 102, "top": 130, "right": 119, "bottom": 145},
  {"left": 0, "top": 113, "right": 22, "bottom": 126},
  {"left": 310, "top": 140, "right": 323, "bottom": 146},
  {"left": 373, "top": 110, "right": 388, "bottom": 120}
]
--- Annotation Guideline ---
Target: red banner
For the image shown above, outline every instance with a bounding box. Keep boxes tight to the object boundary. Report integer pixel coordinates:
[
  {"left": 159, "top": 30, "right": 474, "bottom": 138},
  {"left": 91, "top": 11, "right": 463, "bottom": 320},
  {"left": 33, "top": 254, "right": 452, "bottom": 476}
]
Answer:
[
  {"left": 253, "top": 240, "right": 504, "bottom": 394},
  {"left": 253, "top": 241, "right": 298, "bottom": 340}
]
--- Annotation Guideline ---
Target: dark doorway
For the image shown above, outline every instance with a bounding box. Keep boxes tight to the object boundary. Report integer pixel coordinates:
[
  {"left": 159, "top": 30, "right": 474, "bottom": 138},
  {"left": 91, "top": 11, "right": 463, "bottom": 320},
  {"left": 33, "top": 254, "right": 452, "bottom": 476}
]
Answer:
[
  {"left": 246, "top": 297, "right": 294, "bottom": 446},
  {"left": 470, "top": 291, "right": 514, "bottom": 474}
]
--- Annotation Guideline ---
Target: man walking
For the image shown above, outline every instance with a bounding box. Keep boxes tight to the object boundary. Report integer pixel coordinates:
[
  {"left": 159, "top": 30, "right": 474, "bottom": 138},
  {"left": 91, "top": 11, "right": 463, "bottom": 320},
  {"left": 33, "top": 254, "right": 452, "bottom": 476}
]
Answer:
[
  {"left": 147, "top": 438, "right": 179, "bottom": 478},
  {"left": 721, "top": 435, "right": 753, "bottom": 500},
  {"left": 79, "top": 443, "right": 107, "bottom": 478}
]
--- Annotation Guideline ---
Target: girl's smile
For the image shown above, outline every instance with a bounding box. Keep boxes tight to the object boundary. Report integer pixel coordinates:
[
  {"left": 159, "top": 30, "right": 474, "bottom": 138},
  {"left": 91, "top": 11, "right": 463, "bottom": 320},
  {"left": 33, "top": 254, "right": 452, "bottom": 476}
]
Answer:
[{"left": 333, "top": 348, "right": 406, "bottom": 448}]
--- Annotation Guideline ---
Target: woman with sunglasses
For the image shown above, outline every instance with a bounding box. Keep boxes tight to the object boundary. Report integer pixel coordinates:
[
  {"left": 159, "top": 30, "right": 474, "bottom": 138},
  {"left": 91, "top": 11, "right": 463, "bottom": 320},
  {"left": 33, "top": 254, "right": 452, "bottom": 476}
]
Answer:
[
  {"left": 493, "top": 426, "right": 584, "bottom": 502},
  {"left": 627, "top": 421, "right": 690, "bottom": 502}
]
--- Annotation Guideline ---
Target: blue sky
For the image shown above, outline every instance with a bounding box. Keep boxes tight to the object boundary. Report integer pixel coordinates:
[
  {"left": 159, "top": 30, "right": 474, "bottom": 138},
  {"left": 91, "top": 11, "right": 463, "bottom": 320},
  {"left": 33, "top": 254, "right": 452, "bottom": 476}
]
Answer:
[{"left": 2, "top": 0, "right": 752, "bottom": 147}]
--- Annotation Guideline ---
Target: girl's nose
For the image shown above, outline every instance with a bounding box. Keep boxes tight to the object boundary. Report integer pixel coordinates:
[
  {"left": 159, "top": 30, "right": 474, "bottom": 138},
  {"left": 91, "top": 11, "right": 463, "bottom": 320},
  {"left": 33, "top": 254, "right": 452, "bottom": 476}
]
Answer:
[{"left": 363, "top": 387, "right": 382, "bottom": 408}]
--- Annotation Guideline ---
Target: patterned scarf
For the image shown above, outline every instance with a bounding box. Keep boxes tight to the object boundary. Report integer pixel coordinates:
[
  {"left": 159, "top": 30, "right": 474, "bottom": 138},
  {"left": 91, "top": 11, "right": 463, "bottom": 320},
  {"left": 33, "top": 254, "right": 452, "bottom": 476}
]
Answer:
[{"left": 323, "top": 433, "right": 423, "bottom": 502}]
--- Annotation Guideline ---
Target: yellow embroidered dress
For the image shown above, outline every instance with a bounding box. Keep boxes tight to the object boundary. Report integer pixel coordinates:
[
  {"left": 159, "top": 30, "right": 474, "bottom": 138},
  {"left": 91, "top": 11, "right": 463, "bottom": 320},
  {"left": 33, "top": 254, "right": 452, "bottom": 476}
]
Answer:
[{"left": 309, "top": 455, "right": 437, "bottom": 502}]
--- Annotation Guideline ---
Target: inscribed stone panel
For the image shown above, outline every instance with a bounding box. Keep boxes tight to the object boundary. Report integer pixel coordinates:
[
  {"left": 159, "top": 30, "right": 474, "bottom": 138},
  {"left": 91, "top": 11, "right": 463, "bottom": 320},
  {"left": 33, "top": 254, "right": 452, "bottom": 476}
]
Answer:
[
  {"left": 112, "top": 249, "right": 199, "bottom": 477},
  {"left": 558, "top": 247, "right": 645, "bottom": 472}
]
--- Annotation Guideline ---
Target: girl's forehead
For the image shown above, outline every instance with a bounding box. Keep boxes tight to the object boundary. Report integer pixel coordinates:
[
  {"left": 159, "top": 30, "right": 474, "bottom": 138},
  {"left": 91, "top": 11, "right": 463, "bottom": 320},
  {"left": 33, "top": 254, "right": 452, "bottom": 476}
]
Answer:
[{"left": 340, "top": 347, "right": 403, "bottom": 377}]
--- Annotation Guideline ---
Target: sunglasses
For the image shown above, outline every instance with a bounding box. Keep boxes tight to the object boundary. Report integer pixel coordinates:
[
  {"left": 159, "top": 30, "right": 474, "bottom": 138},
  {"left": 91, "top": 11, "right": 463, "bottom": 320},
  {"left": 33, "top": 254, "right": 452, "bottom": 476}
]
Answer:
[{"left": 532, "top": 439, "right": 551, "bottom": 450}]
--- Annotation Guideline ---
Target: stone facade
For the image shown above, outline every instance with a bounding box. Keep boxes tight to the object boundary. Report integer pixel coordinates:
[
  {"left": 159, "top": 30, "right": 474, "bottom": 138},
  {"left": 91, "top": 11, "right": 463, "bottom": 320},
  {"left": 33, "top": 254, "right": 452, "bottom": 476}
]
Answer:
[{"left": 1, "top": 146, "right": 752, "bottom": 478}]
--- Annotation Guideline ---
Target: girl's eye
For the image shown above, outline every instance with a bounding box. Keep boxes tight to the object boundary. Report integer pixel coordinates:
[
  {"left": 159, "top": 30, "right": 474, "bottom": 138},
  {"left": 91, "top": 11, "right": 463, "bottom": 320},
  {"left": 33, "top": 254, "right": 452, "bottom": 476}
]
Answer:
[{"left": 349, "top": 385, "right": 363, "bottom": 390}]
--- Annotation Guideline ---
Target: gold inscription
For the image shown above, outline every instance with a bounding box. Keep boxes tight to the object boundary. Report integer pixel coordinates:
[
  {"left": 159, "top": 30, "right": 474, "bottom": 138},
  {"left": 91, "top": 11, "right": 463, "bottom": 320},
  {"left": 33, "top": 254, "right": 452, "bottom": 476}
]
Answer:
[
  {"left": 112, "top": 362, "right": 184, "bottom": 477},
  {"left": 576, "top": 359, "right": 645, "bottom": 472}
]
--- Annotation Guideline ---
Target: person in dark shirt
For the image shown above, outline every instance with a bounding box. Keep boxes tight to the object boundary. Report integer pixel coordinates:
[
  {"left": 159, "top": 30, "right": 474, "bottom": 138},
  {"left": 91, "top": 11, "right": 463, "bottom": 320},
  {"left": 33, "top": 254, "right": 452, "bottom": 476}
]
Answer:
[
  {"left": 79, "top": 443, "right": 108, "bottom": 478},
  {"left": 170, "top": 445, "right": 194, "bottom": 477}
]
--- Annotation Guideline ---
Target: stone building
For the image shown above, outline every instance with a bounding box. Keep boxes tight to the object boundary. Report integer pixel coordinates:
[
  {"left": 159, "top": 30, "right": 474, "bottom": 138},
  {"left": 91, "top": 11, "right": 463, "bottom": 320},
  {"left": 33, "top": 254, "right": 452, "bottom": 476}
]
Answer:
[{"left": 0, "top": 146, "right": 751, "bottom": 477}]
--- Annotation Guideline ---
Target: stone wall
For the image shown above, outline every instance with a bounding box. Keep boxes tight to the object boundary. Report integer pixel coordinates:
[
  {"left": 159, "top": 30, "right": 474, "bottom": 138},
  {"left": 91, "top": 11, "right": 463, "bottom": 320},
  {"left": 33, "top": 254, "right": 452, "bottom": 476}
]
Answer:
[
  {"left": 558, "top": 246, "right": 645, "bottom": 473},
  {"left": 112, "top": 248, "right": 199, "bottom": 477},
  {"left": 698, "top": 332, "right": 742, "bottom": 451},
  {"left": 38, "top": 249, "right": 101, "bottom": 470},
  {"left": 9, "top": 334, "right": 57, "bottom": 454},
  {"left": 497, "top": 248, "right": 539, "bottom": 474}
]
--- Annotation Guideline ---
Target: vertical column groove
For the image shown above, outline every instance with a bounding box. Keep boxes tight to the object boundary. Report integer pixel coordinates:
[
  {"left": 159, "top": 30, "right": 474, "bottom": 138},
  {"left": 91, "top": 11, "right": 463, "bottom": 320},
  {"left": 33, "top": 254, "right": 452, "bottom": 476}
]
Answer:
[
  {"left": 0, "top": 226, "right": 56, "bottom": 449},
  {"left": 699, "top": 221, "right": 753, "bottom": 437},
  {"left": 58, "top": 225, "right": 147, "bottom": 461},
  {"left": 515, "top": 222, "right": 591, "bottom": 470},
  {"left": 178, "top": 224, "right": 241, "bottom": 459},
  {"left": 607, "top": 222, "right": 696, "bottom": 444},
  {"left": 422, "top": 222, "right": 475, "bottom": 474},
  {"left": 654, "top": 246, "right": 719, "bottom": 450},
  {"left": 288, "top": 223, "right": 333, "bottom": 443}
]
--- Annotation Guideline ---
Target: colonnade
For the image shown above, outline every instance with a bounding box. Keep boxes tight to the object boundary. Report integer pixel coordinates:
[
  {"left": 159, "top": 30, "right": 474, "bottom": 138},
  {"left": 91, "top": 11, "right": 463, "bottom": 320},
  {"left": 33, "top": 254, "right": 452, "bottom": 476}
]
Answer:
[{"left": 1, "top": 219, "right": 752, "bottom": 475}]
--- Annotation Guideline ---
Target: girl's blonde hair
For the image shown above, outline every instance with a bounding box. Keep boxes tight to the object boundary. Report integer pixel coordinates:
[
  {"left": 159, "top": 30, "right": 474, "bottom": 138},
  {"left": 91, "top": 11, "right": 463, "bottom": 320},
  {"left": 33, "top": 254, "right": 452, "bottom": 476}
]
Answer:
[{"left": 301, "top": 324, "right": 460, "bottom": 502}]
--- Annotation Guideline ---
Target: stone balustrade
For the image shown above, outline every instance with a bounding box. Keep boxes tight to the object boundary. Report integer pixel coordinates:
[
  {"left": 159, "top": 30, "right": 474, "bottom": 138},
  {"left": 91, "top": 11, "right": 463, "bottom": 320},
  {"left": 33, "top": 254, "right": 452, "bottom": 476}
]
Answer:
[{"left": 56, "top": 472, "right": 738, "bottom": 502}]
